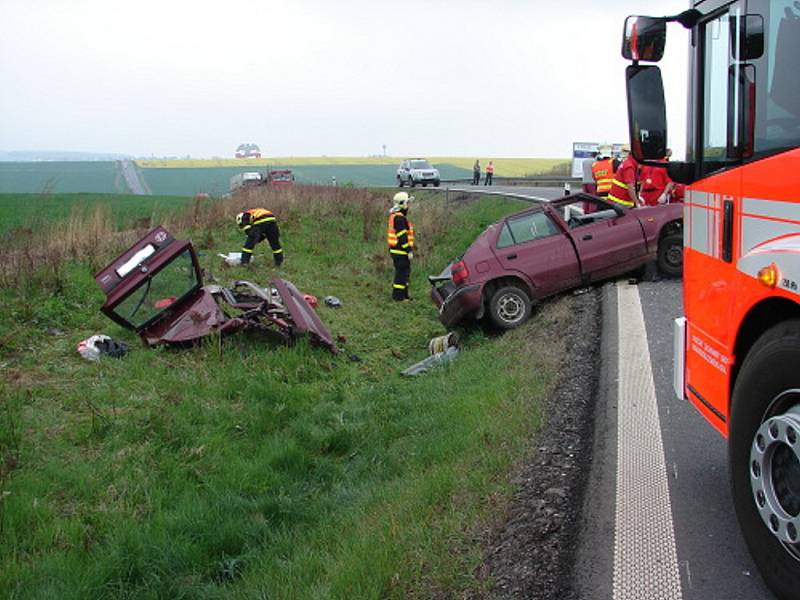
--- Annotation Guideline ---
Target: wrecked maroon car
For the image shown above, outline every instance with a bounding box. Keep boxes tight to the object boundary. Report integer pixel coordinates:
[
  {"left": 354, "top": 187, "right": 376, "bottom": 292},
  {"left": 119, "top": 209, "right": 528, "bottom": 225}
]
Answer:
[
  {"left": 94, "top": 226, "right": 337, "bottom": 352},
  {"left": 429, "top": 193, "right": 682, "bottom": 330}
]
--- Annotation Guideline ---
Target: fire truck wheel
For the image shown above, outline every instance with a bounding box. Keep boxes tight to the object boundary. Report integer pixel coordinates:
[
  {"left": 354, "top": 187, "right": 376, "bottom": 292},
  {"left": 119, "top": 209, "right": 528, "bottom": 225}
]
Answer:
[
  {"left": 730, "top": 319, "right": 800, "bottom": 600},
  {"left": 656, "top": 232, "right": 683, "bottom": 277},
  {"left": 488, "top": 286, "right": 531, "bottom": 330}
]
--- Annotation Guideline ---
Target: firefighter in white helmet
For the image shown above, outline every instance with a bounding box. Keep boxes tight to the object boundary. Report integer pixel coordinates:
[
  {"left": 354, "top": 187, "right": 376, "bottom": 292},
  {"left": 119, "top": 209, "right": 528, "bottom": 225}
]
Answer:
[
  {"left": 235, "top": 208, "right": 283, "bottom": 265},
  {"left": 387, "top": 192, "right": 415, "bottom": 301}
]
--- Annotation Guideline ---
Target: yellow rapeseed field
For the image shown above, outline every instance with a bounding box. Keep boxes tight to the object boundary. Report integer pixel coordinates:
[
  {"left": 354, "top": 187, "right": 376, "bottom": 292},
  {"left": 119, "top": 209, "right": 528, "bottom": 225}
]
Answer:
[{"left": 135, "top": 157, "right": 568, "bottom": 177}]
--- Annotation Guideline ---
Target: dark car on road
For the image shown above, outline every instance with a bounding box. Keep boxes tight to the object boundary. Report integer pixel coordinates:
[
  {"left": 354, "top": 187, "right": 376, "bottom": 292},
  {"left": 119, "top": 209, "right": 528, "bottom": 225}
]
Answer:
[{"left": 429, "top": 193, "right": 683, "bottom": 329}]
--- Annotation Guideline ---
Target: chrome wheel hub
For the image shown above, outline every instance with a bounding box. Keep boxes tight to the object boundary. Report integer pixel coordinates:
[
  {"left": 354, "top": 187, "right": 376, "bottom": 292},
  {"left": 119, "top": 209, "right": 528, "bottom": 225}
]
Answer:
[
  {"left": 497, "top": 294, "right": 523, "bottom": 323},
  {"left": 750, "top": 404, "right": 800, "bottom": 551}
]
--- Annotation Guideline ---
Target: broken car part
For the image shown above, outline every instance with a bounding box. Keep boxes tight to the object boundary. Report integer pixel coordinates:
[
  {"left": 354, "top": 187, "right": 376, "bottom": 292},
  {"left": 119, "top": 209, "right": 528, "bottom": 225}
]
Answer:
[{"left": 95, "top": 227, "right": 337, "bottom": 352}]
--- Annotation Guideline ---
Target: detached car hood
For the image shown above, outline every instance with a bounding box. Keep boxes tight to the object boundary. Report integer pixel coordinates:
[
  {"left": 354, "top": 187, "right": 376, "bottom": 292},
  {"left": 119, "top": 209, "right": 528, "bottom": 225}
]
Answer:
[{"left": 94, "top": 226, "right": 337, "bottom": 352}]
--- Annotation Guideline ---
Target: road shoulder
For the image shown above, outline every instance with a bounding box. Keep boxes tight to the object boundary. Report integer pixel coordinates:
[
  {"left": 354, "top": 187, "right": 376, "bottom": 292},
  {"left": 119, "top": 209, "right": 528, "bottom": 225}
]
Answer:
[{"left": 472, "top": 287, "right": 602, "bottom": 599}]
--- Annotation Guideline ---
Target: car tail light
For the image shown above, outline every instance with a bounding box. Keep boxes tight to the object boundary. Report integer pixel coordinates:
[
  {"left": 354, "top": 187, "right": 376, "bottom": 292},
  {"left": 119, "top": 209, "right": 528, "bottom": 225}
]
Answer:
[{"left": 451, "top": 260, "right": 469, "bottom": 286}]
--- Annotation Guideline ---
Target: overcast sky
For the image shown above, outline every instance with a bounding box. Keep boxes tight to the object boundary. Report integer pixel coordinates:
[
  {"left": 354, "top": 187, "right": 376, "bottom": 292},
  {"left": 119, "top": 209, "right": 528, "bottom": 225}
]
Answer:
[{"left": 1, "top": 0, "right": 691, "bottom": 159}]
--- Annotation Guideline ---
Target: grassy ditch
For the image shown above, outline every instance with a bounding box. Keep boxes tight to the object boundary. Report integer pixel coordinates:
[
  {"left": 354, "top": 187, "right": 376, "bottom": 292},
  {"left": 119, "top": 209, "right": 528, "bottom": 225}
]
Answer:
[{"left": 0, "top": 187, "right": 567, "bottom": 598}]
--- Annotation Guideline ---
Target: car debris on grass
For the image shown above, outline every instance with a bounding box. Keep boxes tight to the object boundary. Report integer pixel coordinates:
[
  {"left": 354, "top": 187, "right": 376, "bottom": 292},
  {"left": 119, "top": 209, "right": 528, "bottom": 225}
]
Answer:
[
  {"left": 94, "top": 226, "right": 337, "bottom": 352},
  {"left": 401, "top": 332, "right": 460, "bottom": 376}
]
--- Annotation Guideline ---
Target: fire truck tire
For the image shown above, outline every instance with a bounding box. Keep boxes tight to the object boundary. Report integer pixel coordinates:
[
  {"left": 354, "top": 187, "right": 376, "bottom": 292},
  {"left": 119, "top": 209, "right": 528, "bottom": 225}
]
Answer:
[
  {"left": 730, "top": 319, "right": 800, "bottom": 600},
  {"left": 488, "top": 286, "right": 531, "bottom": 330},
  {"left": 657, "top": 232, "right": 683, "bottom": 277}
]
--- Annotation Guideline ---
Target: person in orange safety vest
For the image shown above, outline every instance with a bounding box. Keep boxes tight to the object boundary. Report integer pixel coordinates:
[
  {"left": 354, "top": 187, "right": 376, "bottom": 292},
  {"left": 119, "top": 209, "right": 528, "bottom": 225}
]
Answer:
[
  {"left": 484, "top": 161, "right": 495, "bottom": 185},
  {"left": 387, "top": 192, "right": 415, "bottom": 301},
  {"left": 591, "top": 144, "right": 617, "bottom": 197}
]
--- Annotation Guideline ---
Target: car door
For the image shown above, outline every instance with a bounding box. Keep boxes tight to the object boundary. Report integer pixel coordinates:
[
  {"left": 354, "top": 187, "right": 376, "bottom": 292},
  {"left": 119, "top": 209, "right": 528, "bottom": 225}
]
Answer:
[
  {"left": 493, "top": 209, "right": 581, "bottom": 297},
  {"left": 565, "top": 202, "right": 647, "bottom": 280}
]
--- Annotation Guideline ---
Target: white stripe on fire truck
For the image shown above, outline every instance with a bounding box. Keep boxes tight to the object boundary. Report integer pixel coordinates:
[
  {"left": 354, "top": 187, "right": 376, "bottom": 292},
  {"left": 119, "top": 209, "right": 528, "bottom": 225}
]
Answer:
[
  {"left": 742, "top": 197, "right": 800, "bottom": 222},
  {"left": 686, "top": 190, "right": 718, "bottom": 258},
  {"left": 738, "top": 234, "right": 800, "bottom": 297},
  {"left": 741, "top": 197, "right": 800, "bottom": 256}
]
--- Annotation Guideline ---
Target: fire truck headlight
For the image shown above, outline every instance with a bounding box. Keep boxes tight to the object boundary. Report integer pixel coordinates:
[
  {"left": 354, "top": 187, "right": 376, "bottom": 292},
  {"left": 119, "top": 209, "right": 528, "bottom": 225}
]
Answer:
[{"left": 757, "top": 263, "right": 779, "bottom": 288}]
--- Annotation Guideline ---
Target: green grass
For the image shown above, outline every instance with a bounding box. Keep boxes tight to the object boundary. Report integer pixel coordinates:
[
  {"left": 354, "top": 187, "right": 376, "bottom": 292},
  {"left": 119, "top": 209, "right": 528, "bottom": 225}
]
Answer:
[
  {"left": 0, "top": 161, "right": 121, "bottom": 194},
  {"left": 0, "top": 193, "right": 194, "bottom": 234},
  {"left": 139, "top": 165, "right": 473, "bottom": 195},
  {"left": 0, "top": 158, "right": 571, "bottom": 196},
  {"left": 0, "top": 192, "right": 563, "bottom": 599}
]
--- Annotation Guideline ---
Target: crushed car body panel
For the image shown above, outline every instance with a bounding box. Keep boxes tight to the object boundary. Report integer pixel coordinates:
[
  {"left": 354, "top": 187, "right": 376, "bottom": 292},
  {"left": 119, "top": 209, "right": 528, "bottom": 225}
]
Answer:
[{"left": 94, "top": 227, "right": 337, "bottom": 352}]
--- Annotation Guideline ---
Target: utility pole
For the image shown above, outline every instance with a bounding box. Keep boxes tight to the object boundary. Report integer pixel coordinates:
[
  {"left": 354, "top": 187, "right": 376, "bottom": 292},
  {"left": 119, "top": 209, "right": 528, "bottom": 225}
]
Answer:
[{"left": 382, "top": 144, "right": 387, "bottom": 157}]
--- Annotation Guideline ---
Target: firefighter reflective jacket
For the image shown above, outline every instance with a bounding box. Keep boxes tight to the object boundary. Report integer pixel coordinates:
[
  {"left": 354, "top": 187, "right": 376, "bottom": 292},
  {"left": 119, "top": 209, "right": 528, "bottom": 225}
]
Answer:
[
  {"left": 607, "top": 157, "right": 639, "bottom": 208},
  {"left": 240, "top": 208, "right": 281, "bottom": 264},
  {"left": 387, "top": 211, "right": 415, "bottom": 255},
  {"left": 241, "top": 208, "right": 276, "bottom": 230},
  {"left": 591, "top": 158, "right": 615, "bottom": 195}
]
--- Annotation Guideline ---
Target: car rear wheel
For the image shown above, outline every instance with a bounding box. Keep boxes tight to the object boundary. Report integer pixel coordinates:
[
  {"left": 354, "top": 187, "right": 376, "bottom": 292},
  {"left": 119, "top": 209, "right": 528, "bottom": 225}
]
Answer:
[
  {"left": 488, "top": 286, "right": 531, "bottom": 330},
  {"left": 657, "top": 232, "right": 682, "bottom": 277},
  {"left": 730, "top": 319, "right": 800, "bottom": 600}
]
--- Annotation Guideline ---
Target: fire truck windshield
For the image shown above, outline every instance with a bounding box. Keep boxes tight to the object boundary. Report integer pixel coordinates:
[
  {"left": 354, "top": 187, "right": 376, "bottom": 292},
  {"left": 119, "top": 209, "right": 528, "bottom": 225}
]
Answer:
[{"left": 696, "top": 0, "right": 800, "bottom": 176}]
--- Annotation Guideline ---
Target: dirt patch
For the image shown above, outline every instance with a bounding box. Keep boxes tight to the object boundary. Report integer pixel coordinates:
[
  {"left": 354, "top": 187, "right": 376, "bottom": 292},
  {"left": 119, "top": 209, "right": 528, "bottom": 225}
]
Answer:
[{"left": 471, "top": 287, "right": 600, "bottom": 600}]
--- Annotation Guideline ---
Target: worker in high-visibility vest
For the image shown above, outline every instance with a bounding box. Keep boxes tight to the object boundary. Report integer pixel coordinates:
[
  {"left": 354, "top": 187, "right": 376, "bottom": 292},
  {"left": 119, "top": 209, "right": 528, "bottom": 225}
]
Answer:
[
  {"left": 607, "top": 144, "right": 642, "bottom": 208},
  {"left": 236, "top": 208, "right": 284, "bottom": 265},
  {"left": 484, "top": 161, "right": 495, "bottom": 185},
  {"left": 387, "top": 192, "right": 415, "bottom": 301},
  {"left": 591, "top": 144, "right": 617, "bottom": 197}
]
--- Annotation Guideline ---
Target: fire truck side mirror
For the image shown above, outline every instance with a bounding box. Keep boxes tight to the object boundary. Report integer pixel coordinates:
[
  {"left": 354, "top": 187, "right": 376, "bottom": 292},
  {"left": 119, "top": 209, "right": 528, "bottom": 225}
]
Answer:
[
  {"left": 731, "top": 15, "right": 764, "bottom": 61},
  {"left": 622, "top": 16, "right": 667, "bottom": 62},
  {"left": 625, "top": 65, "right": 667, "bottom": 162},
  {"left": 667, "top": 161, "right": 697, "bottom": 185}
]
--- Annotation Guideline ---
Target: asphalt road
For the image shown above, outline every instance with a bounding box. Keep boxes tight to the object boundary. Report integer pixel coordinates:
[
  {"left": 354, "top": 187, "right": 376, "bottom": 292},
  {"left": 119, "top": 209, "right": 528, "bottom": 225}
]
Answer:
[
  {"left": 119, "top": 159, "right": 149, "bottom": 195},
  {"left": 574, "top": 278, "right": 775, "bottom": 600}
]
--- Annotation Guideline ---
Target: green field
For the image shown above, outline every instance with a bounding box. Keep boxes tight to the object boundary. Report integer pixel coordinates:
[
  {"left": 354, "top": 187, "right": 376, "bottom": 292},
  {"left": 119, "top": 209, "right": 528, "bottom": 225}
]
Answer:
[
  {"left": 0, "top": 193, "right": 194, "bottom": 234},
  {"left": 0, "top": 189, "right": 566, "bottom": 598},
  {"left": 0, "top": 157, "right": 570, "bottom": 197},
  {"left": 140, "top": 164, "right": 473, "bottom": 196},
  {"left": 0, "top": 162, "right": 123, "bottom": 194}
]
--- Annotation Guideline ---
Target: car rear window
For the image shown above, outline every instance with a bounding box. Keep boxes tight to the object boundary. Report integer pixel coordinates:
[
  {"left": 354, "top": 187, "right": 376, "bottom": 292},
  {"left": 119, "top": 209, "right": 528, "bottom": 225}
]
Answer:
[
  {"left": 499, "top": 212, "right": 559, "bottom": 248},
  {"left": 113, "top": 249, "right": 199, "bottom": 329}
]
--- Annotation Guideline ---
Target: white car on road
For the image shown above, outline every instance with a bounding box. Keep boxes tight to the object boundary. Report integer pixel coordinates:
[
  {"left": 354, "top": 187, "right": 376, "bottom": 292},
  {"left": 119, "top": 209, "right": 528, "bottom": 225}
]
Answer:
[{"left": 397, "top": 159, "right": 440, "bottom": 187}]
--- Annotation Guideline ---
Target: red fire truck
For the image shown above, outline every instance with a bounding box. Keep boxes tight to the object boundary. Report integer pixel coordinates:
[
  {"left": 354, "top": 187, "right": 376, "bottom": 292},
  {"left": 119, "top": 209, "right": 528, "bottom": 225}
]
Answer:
[{"left": 623, "top": 3, "right": 800, "bottom": 598}]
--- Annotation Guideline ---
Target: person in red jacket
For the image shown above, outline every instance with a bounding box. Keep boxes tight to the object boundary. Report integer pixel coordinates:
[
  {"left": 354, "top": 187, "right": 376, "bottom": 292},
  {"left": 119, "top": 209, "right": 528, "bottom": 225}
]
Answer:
[
  {"left": 639, "top": 163, "right": 675, "bottom": 206},
  {"left": 607, "top": 145, "right": 641, "bottom": 208}
]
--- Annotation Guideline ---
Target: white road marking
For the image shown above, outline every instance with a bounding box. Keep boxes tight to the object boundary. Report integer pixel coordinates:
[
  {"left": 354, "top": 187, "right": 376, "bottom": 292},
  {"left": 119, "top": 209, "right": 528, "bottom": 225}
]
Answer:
[{"left": 613, "top": 281, "right": 683, "bottom": 599}]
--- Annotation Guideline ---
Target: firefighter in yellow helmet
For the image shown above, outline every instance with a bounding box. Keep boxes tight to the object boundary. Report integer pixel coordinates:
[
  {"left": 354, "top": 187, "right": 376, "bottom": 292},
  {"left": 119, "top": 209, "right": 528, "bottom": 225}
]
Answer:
[
  {"left": 387, "top": 192, "right": 415, "bottom": 301},
  {"left": 236, "top": 208, "right": 284, "bottom": 265}
]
